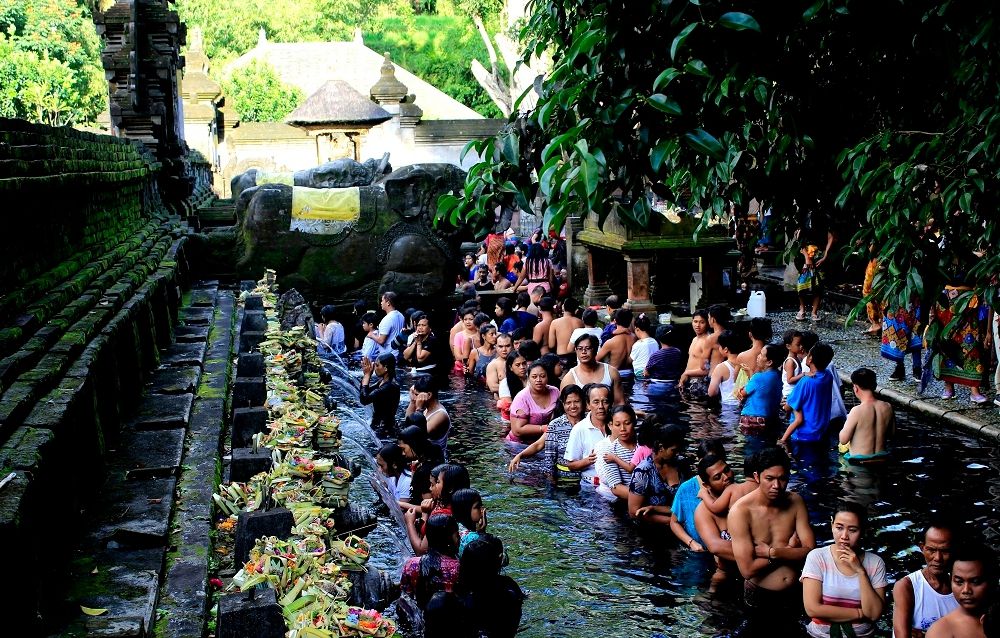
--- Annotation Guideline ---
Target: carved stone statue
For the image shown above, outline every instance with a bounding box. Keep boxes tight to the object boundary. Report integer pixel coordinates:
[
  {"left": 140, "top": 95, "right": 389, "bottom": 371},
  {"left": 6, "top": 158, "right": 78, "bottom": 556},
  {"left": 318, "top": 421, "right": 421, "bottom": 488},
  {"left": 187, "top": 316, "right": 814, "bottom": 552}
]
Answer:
[{"left": 230, "top": 153, "right": 392, "bottom": 200}]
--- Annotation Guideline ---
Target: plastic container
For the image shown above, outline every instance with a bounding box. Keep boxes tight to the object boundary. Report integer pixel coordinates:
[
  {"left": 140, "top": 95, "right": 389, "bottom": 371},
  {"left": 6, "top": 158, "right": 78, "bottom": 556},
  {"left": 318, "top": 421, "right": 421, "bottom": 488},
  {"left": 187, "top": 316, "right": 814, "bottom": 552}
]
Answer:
[{"left": 747, "top": 290, "right": 766, "bottom": 318}]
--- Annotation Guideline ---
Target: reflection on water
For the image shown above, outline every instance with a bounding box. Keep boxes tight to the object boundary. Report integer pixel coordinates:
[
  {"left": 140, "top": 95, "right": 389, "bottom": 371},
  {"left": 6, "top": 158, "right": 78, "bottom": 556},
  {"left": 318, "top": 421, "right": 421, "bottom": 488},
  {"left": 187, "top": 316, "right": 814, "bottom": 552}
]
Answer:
[{"left": 332, "top": 365, "right": 1000, "bottom": 638}]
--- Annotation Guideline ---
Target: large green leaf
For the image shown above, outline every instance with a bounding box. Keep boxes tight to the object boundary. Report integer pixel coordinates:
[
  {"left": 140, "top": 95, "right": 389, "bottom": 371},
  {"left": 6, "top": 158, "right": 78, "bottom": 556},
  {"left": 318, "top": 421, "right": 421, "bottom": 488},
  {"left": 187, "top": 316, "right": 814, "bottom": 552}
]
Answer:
[
  {"left": 648, "top": 93, "right": 682, "bottom": 116},
  {"left": 719, "top": 12, "right": 761, "bottom": 32},
  {"left": 683, "top": 128, "right": 725, "bottom": 160},
  {"left": 670, "top": 23, "right": 698, "bottom": 60}
]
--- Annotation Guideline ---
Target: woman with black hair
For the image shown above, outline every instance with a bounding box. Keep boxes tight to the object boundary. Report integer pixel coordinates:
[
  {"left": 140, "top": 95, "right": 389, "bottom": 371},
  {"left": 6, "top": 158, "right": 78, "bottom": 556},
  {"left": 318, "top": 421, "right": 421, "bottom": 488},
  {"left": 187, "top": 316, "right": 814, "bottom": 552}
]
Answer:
[
  {"left": 405, "top": 463, "right": 470, "bottom": 555},
  {"left": 375, "top": 441, "right": 412, "bottom": 507},
  {"left": 359, "top": 352, "right": 400, "bottom": 432},
  {"left": 451, "top": 487, "right": 488, "bottom": 556},
  {"left": 400, "top": 513, "right": 461, "bottom": 608},
  {"left": 315, "top": 304, "right": 345, "bottom": 357},
  {"left": 456, "top": 535, "right": 525, "bottom": 638},
  {"left": 627, "top": 423, "right": 691, "bottom": 526},
  {"left": 511, "top": 241, "right": 554, "bottom": 294},
  {"left": 398, "top": 425, "right": 445, "bottom": 514}
]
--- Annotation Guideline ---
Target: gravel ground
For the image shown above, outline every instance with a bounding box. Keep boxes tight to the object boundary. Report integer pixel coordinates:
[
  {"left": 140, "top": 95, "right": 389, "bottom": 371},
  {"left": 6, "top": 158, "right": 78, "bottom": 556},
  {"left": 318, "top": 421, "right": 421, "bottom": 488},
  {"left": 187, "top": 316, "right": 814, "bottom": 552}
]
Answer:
[{"left": 765, "top": 309, "right": 1000, "bottom": 431}]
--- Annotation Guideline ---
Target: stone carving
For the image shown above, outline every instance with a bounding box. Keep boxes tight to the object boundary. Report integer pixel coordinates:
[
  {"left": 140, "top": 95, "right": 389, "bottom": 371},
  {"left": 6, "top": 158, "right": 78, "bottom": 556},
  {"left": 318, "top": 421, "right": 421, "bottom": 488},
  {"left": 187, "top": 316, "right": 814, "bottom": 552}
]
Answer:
[
  {"left": 234, "top": 163, "right": 469, "bottom": 305},
  {"left": 230, "top": 153, "right": 392, "bottom": 200}
]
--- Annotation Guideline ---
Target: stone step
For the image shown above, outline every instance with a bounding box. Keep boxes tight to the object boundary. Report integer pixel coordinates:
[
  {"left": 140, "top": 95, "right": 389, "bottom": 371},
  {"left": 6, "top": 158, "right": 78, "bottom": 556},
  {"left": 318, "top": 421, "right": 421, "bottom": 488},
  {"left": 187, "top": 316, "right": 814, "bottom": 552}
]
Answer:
[
  {"left": 159, "top": 341, "right": 207, "bottom": 367},
  {"left": 86, "top": 476, "right": 177, "bottom": 548},
  {"left": 174, "top": 324, "right": 209, "bottom": 343},
  {"left": 63, "top": 547, "right": 164, "bottom": 637},
  {"left": 148, "top": 365, "right": 200, "bottom": 395},
  {"left": 130, "top": 393, "right": 193, "bottom": 430},
  {"left": 111, "top": 427, "right": 186, "bottom": 480}
]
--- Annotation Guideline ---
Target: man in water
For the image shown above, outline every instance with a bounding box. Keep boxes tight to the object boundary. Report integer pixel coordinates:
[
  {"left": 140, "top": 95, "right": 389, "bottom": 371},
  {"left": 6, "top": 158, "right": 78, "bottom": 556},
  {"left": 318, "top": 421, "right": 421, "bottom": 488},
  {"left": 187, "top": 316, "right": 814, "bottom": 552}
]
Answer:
[
  {"left": 839, "top": 367, "right": 895, "bottom": 462},
  {"left": 680, "top": 309, "right": 712, "bottom": 391},
  {"left": 597, "top": 308, "right": 635, "bottom": 382},
  {"left": 780, "top": 342, "right": 835, "bottom": 445},
  {"left": 563, "top": 383, "right": 611, "bottom": 487},
  {"left": 893, "top": 519, "right": 960, "bottom": 637},
  {"left": 370, "top": 291, "right": 405, "bottom": 356},
  {"left": 532, "top": 297, "right": 556, "bottom": 355},
  {"left": 561, "top": 334, "right": 624, "bottom": 405},
  {"left": 690, "top": 453, "right": 736, "bottom": 585},
  {"left": 926, "top": 542, "right": 995, "bottom": 638},
  {"left": 486, "top": 332, "right": 513, "bottom": 397},
  {"left": 526, "top": 285, "right": 545, "bottom": 317},
  {"left": 549, "top": 297, "right": 584, "bottom": 368},
  {"left": 729, "top": 446, "right": 815, "bottom": 627}
]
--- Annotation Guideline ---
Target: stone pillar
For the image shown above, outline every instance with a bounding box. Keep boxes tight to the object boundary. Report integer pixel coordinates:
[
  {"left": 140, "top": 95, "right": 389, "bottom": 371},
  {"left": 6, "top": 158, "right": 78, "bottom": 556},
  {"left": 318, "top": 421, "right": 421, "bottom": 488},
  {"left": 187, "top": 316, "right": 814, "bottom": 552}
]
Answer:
[
  {"left": 623, "top": 253, "right": 656, "bottom": 314},
  {"left": 565, "top": 214, "right": 586, "bottom": 298},
  {"left": 583, "top": 248, "right": 614, "bottom": 307}
]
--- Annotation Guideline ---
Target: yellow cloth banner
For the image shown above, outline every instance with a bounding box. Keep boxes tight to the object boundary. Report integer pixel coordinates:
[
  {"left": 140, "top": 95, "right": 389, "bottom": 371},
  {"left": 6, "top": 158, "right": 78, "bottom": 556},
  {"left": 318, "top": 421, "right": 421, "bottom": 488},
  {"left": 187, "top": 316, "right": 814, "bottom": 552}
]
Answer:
[
  {"left": 255, "top": 170, "right": 294, "bottom": 186},
  {"left": 291, "top": 186, "right": 361, "bottom": 221}
]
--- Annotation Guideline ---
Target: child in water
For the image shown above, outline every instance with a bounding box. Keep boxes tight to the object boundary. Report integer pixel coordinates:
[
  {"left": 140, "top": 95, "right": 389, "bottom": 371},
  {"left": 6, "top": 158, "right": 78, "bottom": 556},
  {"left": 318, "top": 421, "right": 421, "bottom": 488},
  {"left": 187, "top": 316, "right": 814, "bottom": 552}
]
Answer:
[
  {"left": 451, "top": 488, "right": 489, "bottom": 557},
  {"left": 405, "top": 463, "right": 470, "bottom": 555}
]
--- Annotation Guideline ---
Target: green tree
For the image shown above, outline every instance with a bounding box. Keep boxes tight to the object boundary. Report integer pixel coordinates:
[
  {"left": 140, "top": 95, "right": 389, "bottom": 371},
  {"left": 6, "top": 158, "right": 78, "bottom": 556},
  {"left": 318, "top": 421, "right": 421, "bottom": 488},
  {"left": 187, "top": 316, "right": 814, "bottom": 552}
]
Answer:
[
  {"left": 440, "top": 0, "right": 1000, "bottom": 308},
  {"left": 224, "top": 59, "right": 304, "bottom": 122},
  {"left": 0, "top": 0, "right": 105, "bottom": 126}
]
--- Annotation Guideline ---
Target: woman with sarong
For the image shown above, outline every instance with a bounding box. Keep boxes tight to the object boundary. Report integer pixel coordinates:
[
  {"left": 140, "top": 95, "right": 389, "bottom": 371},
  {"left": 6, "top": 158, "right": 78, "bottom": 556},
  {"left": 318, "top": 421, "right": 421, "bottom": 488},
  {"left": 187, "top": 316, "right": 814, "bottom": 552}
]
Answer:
[
  {"left": 931, "top": 285, "right": 989, "bottom": 403},
  {"left": 880, "top": 300, "right": 922, "bottom": 382}
]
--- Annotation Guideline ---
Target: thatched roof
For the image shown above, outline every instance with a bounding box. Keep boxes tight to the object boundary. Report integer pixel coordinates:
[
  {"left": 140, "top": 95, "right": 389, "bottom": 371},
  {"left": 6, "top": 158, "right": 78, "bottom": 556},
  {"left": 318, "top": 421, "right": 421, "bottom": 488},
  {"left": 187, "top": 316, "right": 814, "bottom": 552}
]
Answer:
[{"left": 285, "top": 80, "right": 392, "bottom": 126}]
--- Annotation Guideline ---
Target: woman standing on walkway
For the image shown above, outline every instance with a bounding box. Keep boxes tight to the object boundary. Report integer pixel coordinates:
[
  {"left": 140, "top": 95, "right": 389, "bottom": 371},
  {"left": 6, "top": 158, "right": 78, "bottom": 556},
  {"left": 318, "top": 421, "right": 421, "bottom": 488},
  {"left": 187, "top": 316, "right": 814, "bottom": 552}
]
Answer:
[
  {"left": 795, "top": 210, "right": 835, "bottom": 322},
  {"left": 881, "top": 296, "right": 923, "bottom": 382},
  {"left": 801, "top": 501, "right": 887, "bottom": 638},
  {"left": 931, "top": 284, "right": 990, "bottom": 403},
  {"left": 511, "top": 242, "right": 554, "bottom": 294}
]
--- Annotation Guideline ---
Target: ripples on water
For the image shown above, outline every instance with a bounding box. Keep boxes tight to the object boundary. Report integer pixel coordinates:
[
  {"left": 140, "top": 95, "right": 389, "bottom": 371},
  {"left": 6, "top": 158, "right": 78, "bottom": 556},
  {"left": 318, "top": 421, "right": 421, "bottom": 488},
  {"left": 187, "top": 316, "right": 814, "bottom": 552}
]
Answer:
[{"left": 329, "top": 361, "right": 999, "bottom": 638}]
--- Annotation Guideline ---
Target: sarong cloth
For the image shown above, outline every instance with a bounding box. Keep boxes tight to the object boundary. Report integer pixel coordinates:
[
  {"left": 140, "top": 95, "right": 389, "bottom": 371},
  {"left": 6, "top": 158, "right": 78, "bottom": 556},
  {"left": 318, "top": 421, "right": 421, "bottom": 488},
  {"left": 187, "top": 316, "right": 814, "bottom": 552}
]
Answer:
[
  {"left": 255, "top": 170, "right": 294, "bottom": 186},
  {"left": 880, "top": 305, "right": 921, "bottom": 363},
  {"left": 933, "top": 285, "right": 989, "bottom": 387}
]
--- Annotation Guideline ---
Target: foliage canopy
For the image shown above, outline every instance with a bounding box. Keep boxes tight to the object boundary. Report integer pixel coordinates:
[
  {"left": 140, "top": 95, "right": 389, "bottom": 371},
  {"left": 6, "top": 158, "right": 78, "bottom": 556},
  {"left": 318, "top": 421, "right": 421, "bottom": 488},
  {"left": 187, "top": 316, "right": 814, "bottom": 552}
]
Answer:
[
  {"left": 223, "top": 60, "right": 304, "bottom": 122},
  {"left": 440, "top": 0, "right": 1000, "bottom": 308}
]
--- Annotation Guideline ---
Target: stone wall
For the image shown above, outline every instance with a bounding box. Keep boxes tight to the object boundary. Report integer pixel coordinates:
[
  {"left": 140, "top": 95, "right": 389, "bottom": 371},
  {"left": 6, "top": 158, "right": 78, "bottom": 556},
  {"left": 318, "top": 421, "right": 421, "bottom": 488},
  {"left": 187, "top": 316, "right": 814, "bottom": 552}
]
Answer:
[{"left": 0, "top": 118, "right": 194, "bottom": 631}]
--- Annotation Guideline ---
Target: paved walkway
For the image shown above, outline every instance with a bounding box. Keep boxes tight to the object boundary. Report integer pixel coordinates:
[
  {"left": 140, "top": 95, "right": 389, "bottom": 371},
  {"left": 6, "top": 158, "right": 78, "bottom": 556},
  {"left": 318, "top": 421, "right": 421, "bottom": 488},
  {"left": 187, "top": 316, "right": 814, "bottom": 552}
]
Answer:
[{"left": 768, "top": 310, "right": 1000, "bottom": 442}]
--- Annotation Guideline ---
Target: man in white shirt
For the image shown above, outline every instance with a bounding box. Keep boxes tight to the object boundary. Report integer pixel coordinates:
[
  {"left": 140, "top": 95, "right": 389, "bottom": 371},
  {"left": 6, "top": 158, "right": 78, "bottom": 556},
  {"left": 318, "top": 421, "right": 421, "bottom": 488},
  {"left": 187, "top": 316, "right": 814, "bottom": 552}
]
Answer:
[
  {"left": 371, "top": 291, "right": 405, "bottom": 357},
  {"left": 563, "top": 383, "right": 611, "bottom": 487}
]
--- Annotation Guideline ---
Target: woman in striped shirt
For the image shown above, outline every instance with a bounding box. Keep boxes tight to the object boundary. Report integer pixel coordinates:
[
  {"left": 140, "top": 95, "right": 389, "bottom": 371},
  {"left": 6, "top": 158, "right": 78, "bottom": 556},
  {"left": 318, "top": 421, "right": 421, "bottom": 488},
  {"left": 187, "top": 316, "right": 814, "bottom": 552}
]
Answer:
[{"left": 596, "top": 405, "right": 640, "bottom": 501}]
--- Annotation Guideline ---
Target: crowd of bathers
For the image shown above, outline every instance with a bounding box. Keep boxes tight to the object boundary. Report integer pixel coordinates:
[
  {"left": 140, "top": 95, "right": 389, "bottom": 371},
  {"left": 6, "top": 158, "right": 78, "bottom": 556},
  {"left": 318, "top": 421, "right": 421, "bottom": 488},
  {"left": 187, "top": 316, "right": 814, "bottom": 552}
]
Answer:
[{"left": 313, "top": 283, "right": 998, "bottom": 638}]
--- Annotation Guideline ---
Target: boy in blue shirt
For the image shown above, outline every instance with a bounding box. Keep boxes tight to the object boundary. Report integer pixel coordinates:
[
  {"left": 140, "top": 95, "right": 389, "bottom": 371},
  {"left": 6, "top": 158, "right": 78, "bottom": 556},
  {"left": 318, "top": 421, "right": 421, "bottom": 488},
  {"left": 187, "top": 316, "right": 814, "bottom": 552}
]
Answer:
[{"left": 780, "top": 342, "right": 834, "bottom": 443}]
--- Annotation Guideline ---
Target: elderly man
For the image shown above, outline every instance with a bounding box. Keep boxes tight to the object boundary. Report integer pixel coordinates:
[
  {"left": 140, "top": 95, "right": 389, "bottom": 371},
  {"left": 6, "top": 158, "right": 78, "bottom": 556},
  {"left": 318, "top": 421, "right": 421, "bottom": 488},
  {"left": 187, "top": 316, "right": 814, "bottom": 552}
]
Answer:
[
  {"left": 893, "top": 519, "right": 961, "bottom": 638},
  {"left": 562, "top": 383, "right": 611, "bottom": 487}
]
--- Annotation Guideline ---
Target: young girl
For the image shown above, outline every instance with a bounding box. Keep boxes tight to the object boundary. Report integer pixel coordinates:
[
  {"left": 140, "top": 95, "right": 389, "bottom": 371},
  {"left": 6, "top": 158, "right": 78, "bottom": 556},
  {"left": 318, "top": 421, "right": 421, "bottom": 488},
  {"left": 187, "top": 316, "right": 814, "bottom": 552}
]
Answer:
[
  {"left": 737, "top": 343, "right": 787, "bottom": 435},
  {"left": 596, "top": 405, "right": 640, "bottom": 501},
  {"left": 451, "top": 308, "right": 480, "bottom": 373},
  {"left": 467, "top": 324, "right": 497, "bottom": 380},
  {"left": 451, "top": 488, "right": 488, "bottom": 556},
  {"left": 781, "top": 329, "right": 805, "bottom": 402},
  {"left": 376, "top": 442, "right": 413, "bottom": 508},
  {"left": 507, "top": 362, "right": 560, "bottom": 444},
  {"left": 359, "top": 311, "right": 382, "bottom": 361},
  {"left": 405, "top": 463, "right": 471, "bottom": 555},
  {"left": 400, "top": 514, "right": 461, "bottom": 610},
  {"left": 496, "top": 351, "right": 528, "bottom": 423}
]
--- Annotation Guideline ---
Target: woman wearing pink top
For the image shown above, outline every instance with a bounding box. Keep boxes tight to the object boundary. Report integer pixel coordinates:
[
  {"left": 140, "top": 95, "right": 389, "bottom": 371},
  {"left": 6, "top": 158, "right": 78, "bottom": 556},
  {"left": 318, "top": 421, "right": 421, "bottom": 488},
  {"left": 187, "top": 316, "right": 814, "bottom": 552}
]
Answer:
[{"left": 507, "top": 362, "right": 560, "bottom": 444}]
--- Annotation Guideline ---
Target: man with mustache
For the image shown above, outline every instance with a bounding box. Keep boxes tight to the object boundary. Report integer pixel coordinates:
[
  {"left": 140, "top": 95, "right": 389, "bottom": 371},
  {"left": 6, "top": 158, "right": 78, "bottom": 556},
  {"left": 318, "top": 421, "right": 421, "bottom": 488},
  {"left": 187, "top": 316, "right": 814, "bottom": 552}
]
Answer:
[{"left": 893, "top": 519, "right": 961, "bottom": 637}]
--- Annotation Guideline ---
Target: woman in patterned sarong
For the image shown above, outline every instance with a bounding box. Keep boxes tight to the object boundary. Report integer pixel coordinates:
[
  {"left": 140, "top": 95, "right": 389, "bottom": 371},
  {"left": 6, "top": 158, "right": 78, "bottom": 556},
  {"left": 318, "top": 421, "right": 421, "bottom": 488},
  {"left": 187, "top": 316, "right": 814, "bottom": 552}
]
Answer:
[
  {"left": 862, "top": 257, "right": 882, "bottom": 336},
  {"left": 931, "top": 285, "right": 989, "bottom": 403},
  {"left": 880, "top": 301, "right": 922, "bottom": 381}
]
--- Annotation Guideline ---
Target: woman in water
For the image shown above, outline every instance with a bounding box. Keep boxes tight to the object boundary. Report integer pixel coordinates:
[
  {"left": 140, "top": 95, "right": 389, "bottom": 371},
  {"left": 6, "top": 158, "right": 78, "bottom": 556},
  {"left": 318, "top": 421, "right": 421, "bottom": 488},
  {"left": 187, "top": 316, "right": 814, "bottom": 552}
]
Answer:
[
  {"left": 736, "top": 342, "right": 786, "bottom": 435},
  {"left": 630, "top": 313, "right": 659, "bottom": 380},
  {"left": 405, "top": 463, "right": 471, "bottom": 555},
  {"left": 315, "top": 304, "right": 346, "bottom": 357},
  {"left": 375, "top": 441, "right": 412, "bottom": 508},
  {"left": 801, "top": 501, "right": 887, "bottom": 638},
  {"left": 596, "top": 405, "right": 641, "bottom": 501},
  {"left": 451, "top": 487, "right": 488, "bottom": 556},
  {"left": 400, "top": 513, "right": 461, "bottom": 609},
  {"left": 359, "top": 352, "right": 400, "bottom": 432},
  {"left": 456, "top": 535, "right": 524, "bottom": 638},
  {"left": 451, "top": 307, "right": 481, "bottom": 373},
  {"left": 398, "top": 425, "right": 445, "bottom": 513},
  {"left": 467, "top": 324, "right": 497, "bottom": 381},
  {"left": 497, "top": 350, "right": 528, "bottom": 423},
  {"left": 507, "top": 362, "right": 560, "bottom": 444},
  {"left": 507, "top": 384, "right": 586, "bottom": 487},
  {"left": 627, "top": 423, "right": 690, "bottom": 526},
  {"left": 406, "top": 375, "right": 451, "bottom": 455}
]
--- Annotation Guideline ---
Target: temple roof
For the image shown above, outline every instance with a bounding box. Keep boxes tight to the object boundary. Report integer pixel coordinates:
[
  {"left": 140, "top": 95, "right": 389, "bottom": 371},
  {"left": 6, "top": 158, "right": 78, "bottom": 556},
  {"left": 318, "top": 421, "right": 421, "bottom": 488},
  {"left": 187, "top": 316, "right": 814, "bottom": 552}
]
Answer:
[
  {"left": 285, "top": 80, "right": 392, "bottom": 126},
  {"left": 226, "top": 40, "right": 482, "bottom": 120}
]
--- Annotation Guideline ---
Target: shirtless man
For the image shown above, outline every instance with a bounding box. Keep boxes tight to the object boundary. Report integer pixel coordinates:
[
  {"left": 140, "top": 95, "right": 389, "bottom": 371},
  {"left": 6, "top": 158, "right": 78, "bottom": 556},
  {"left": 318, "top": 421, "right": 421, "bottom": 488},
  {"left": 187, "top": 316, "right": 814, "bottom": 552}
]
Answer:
[
  {"left": 705, "top": 305, "right": 733, "bottom": 371},
  {"left": 926, "top": 542, "right": 994, "bottom": 638},
  {"left": 691, "top": 452, "right": 737, "bottom": 587},
  {"left": 526, "top": 285, "right": 545, "bottom": 317},
  {"left": 729, "top": 446, "right": 815, "bottom": 625},
  {"left": 596, "top": 308, "right": 635, "bottom": 382},
  {"left": 893, "top": 519, "right": 959, "bottom": 638},
  {"left": 680, "top": 310, "right": 712, "bottom": 387},
  {"left": 485, "top": 332, "right": 513, "bottom": 397},
  {"left": 736, "top": 317, "right": 773, "bottom": 380},
  {"left": 561, "top": 334, "right": 624, "bottom": 405},
  {"left": 532, "top": 297, "right": 556, "bottom": 354},
  {"left": 549, "top": 297, "right": 584, "bottom": 367},
  {"left": 839, "top": 367, "right": 895, "bottom": 462}
]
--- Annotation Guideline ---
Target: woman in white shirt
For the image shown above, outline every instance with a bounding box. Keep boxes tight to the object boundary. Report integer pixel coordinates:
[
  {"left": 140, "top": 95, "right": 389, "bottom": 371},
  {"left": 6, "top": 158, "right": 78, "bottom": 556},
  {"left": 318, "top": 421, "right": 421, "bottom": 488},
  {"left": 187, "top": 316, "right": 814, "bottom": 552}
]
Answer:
[
  {"left": 801, "top": 501, "right": 887, "bottom": 638},
  {"left": 630, "top": 313, "right": 659, "bottom": 379}
]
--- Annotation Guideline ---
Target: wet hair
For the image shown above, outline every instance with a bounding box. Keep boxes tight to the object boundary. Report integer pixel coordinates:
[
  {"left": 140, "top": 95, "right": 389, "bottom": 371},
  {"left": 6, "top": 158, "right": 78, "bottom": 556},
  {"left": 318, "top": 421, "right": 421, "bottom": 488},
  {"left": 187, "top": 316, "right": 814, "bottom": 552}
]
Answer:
[
  {"left": 743, "top": 450, "right": 760, "bottom": 477},
  {"left": 413, "top": 374, "right": 438, "bottom": 399},
  {"left": 605, "top": 295, "right": 621, "bottom": 309},
  {"left": 655, "top": 324, "right": 679, "bottom": 346},
  {"left": 425, "top": 513, "right": 459, "bottom": 555},
  {"left": 399, "top": 425, "right": 443, "bottom": 465},
  {"left": 526, "top": 242, "right": 547, "bottom": 271},
  {"left": 695, "top": 437, "right": 727, "bottom": 461},
  {"left": 610, "top": 404, "right": 636, "bottom": 423},
  {"left": 634, "top": 313, "right": 653, "bottom": 335},
  {"left": 525, "top": 360, "right": 549, "bottom": 382},
  {"left": 716, "top": 329, "right": 739, "bottom": 353},
  {"left": 692, "top": 309, "right": 708, "bottom": 322},
  {"left": 583, "top": 382, "right": 611, "bottom": 403},
  {"left": 762, "top": 343, "right": 787, "bottom": 369},
  {"left": 516, "top": 291, "right": 531, "bottom": 309},
  {"left": 432, "top": 463, "right": 471, "bottom": 506},
  {"left": 382, "top": 291, "right": 398, "bottom": 308},
  {"left": 459, "top": 534, "right": 508, "bottom": 592},
  {"left": 460, "top": 307, "right": 476, "bottom": 320},
  {"left": 921, "top": 512, "right": 962, "bottom": 542},
  {"left": 851, "top": 367, "right": 877, "bottom": 391},
  {"left": 411, "top": 310, "right": 428, "bottom": 326},
  {"left": 376, "top": 442, "right": 407, "bottom": 477},
  {"left": 376, "top": 352, "right": 396, "bottom": 376},
  {"left": 581, "top": 308, "right": 598, "bottom": 327},
  {"left": 530, "top": 285, "right": 546, "bottom": 298},
  {"left": 748, "top": 317, "right": 773, "bottom": 341},
  {"left": 697, "top": 452, "right": 729, "bottom": 483},
  {"left": 320, "top": 304, "right": 336, "bottom": 322},
  {"left": 833, "top": 500, "right": 869, "bottom": 534},
  {"left": 479, "top": 323, "right": 497, "bottom": 338},
  {"left": 952, "top": 539, "right": 997, "bottom": 586},
  {"left": 539, "top": 296, "right": 555, "bottom": 312},
  {"left": 451, "top": 488, "right": 483, "bottom": 531},
  {"left": 562, "top": 297, "right": 580, "bottom": 314},
  {"left": 505, "top": 352, "right": 528, "bottom": 396},
  {"left": 809, "top": 342, "right": 834, "bottom": 370},
  {"left": 782, "top": 328, "right": 803, "bottom": 346},
  {"left": 474, "top": 312, "right": 490, "bottom": 328},
  {"left": 353, "top": 299, "right": 367, "bottom": 314},
  {"left": 496, "top": 331, "right": 513, "bottom": 346},
  {"left": 403, "top": 411, "right": 427, "bottom": 431},
  {"left": 615, "top": 309, "right": 634, "bottom": 329},
  {"left": 755, "top": 445, "right": 791, "bottom": 474},
  {"left": 495, "top": 297, "right": 513, "bottom": 316},
  {"left": 651, "top": 422, "right": 687, "bottom": 451},
  {"left": 800, "top": 330, "right": 820, "bottom": 352},
  {"left": 361, "top": 310, "right": 378, "bottom": 326},
  {"left": 511, "top": 327, "right": 529, "bottom": 341},
  {"left": 425, "top": 592, "right": 473, "bottom": 638},
  {"left": 518, "top": 340, "right": 541, "bottom": 362},
  {"left": 708, "top": 304, "right": 732, "bottom": 328},
  {"left": 575, "top": 332, "right": 599, "bottom": 351}
]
